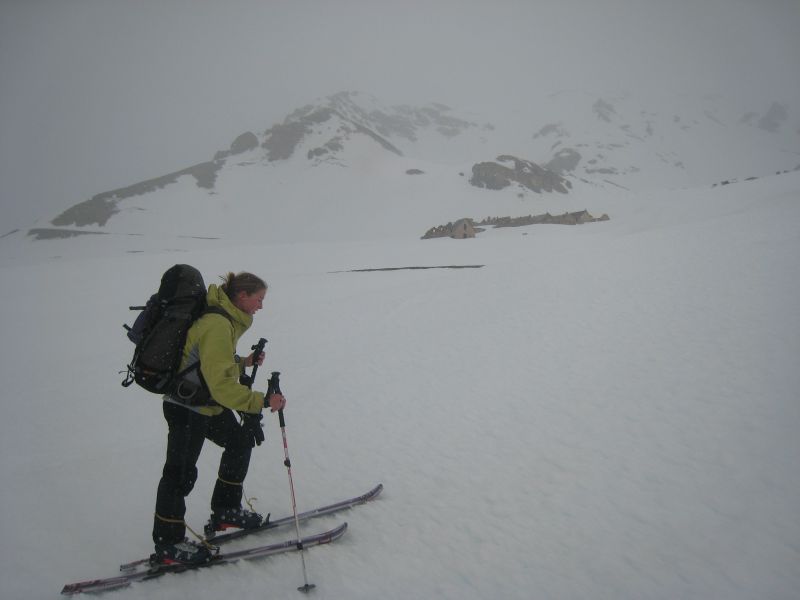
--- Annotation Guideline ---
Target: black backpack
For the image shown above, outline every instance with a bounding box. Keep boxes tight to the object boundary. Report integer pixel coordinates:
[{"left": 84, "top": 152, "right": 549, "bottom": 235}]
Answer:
[{"left": 121, "top": 264, "right": 229, "bottom": 404}]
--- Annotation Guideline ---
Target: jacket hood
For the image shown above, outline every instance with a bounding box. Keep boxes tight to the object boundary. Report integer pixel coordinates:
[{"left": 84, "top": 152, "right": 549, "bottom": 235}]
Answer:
[{"left": 206, "top": 283, "right": 253, "bottom": 331}]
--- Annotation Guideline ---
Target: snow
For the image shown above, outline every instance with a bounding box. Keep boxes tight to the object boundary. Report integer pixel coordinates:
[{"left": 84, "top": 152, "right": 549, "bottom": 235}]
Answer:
[{"left": 1, "top": 167, "right": 799, "bottom": 597}]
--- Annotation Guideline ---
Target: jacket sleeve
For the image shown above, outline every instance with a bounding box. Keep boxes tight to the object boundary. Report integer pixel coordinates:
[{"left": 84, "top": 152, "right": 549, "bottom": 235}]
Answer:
[{"left": 196, "top": 315, "right": 265, "bottom": 413}]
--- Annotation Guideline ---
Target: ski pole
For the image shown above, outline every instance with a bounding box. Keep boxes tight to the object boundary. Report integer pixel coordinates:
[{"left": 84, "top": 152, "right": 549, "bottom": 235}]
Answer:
[
  {"left": 240, "top": 338, "right": 268, "bottom": 388},
  {"left": 237, "top": 338, "right": 267, "bottom": 433},
  {"left": 268, "top": 372, "right": 316, "bottom": 593}
]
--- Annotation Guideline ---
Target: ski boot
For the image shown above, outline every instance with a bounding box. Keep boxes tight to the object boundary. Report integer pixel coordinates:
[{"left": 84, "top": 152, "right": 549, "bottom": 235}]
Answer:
[
  {"left": 204, "top": 506, "right": 266, "bottom": 538},
  {"left": 151, "top": 538, "right": 214, "bottom": 567}
]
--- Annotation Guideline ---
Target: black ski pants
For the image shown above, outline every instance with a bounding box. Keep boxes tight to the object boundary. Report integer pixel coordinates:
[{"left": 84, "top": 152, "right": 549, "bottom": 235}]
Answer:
[{"left": 153, "top": 401, "right": 253, "bottom": 545}]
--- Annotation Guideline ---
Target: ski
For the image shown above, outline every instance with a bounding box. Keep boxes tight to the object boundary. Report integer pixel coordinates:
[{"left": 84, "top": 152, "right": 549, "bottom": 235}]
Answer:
[
  {"left": 61, "top": 522, "right": 347, "bottom": 595},
  {"left": 118, "top": 482, "right": 382, "bottom": 572},
  {"left": 211, "top": 482, "right": 382, "bottom": 544}
]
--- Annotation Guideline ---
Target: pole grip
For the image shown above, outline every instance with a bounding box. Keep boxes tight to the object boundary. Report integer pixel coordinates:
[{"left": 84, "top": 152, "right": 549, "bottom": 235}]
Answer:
[
  {"left": 268, "top": 371, "right": 284, "bottom": 425},
  {"left": 239, "top": 338, "right": 267, "bottom": 389},
  {"left": 247, "top": 337, "right": 268, "bottom": 388}
]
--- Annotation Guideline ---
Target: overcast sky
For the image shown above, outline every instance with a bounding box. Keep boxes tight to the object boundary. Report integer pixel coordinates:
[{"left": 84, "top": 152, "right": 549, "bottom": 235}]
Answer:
[{"left": 1, "top": 0, "right": 799, "bottom": 232}]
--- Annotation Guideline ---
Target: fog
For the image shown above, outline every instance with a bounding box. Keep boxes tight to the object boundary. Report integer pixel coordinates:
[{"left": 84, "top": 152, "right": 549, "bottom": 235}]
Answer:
[{"left": 1, "top": 0, "right": 799, "bottom": 232}]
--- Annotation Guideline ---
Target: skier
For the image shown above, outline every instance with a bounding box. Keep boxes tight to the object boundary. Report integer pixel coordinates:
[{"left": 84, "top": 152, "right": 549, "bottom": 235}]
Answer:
[{"left": 151, "top": 271, "right": 286, "bottom": 566}]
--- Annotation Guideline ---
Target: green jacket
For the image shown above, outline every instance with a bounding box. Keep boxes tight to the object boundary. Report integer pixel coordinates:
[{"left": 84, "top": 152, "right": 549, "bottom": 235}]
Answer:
[{"left": 177, "top": 284, "right": 265, "bottom": 416}]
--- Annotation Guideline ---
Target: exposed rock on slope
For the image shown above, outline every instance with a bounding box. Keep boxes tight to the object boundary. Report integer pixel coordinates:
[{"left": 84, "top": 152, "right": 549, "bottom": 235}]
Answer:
[
  {"left": 262, "top": 91, "right": 479, "bottom": 163},
  {"left": 480, "top": 210, "right": 609, "bottom": 227},
  {"left": 422, "top": 211, "right": 608, "bottom": 239},
  {"left": 421, "top": 218, "right": 481, "bottom": 239},
  {"left": 52, "top": 161, "right": 222, "bottom": 227},
  {"left": 469, "top": 155, "right": 571, "bottom": 193},
  {"left": 49, "top": 92, "right": 482, "bottom": 228}
]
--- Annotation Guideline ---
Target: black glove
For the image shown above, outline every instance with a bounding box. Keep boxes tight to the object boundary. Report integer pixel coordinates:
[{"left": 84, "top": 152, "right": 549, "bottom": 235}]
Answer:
[{"left": 241, "top": 412, "right": 265, "bottom": 447}]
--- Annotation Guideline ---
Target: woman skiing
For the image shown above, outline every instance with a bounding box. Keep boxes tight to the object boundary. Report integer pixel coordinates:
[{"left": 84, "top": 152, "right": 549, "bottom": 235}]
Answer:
[{"left": 152, "top": 271, "right": 286, "bottom": 565}]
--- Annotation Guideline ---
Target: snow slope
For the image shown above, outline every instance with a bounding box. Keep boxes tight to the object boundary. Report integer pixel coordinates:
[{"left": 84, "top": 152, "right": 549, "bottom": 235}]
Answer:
[{"left": 0, "top": 166, "right": 798, "bottom": 598}]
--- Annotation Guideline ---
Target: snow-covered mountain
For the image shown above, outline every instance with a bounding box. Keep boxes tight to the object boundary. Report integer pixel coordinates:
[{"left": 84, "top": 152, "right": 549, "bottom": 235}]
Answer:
[
  {"left": 3, "top": 90, "right": 797, "bottom": 264},
  {"left": 0, "top": 89, "right": 799, "bottom": 599},
  {"left": 527, "top": 91, "right": 800, "bottom": 188}
]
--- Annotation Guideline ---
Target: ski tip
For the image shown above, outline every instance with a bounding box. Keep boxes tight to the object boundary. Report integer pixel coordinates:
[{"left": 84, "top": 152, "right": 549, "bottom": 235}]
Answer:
[{"left": 328, "top": 521, "right": 348, "bottom": 540}]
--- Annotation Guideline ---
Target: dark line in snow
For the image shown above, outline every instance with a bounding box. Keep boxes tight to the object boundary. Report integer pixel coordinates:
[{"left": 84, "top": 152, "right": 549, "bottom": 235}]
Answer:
[{"left": 331, "top": 265, "right": 485, "bottom": 273}]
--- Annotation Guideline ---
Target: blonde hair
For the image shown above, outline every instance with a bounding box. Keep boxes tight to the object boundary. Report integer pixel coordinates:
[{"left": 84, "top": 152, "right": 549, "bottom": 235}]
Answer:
[{"left": 219, "top": 272, "right": 267, "bottom": 300}]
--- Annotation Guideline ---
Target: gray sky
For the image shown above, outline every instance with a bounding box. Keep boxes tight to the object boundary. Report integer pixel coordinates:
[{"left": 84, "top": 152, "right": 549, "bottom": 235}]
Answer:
[{"left": 2, "top": 0, "right": 799, "bottom": 232}]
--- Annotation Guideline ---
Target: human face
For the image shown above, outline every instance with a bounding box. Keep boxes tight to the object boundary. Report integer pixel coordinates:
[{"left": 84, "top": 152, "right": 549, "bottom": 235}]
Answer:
[{"left": 235, "top": 288, "right": 266, "bottom": 315}]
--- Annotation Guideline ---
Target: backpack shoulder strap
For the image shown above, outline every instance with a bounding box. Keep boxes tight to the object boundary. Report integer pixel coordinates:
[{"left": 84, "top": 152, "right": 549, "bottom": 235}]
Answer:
[{"left": 202, "top": 306, "right": 234, "bottom": 323}]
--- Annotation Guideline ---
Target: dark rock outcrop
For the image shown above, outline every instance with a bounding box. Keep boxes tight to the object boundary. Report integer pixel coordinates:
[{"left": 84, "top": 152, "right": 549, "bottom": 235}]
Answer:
[
  {"left": 421, "top": 218, "right": 481, "bottom": 239},
  {"left": 51, "top": 161, "right": 222, "bottom": 227},
  {"left": 262, "top": 109, "right": 333, "bottom": 161},
  {"left": 230, "top": 131, "right": 259, "bottom": 155},
  {"left": 262, "top": 103, "right": 403, "bottom": 162},
  {"left": 545, "top": 148, "right": 582, "bottom": 174},
  {"left": 469, "top": 155, "right": 570, "bottom": 193},
  {"left": 423, "top": 211, "right": 609, "bottom": 239},
  {"left": 28, "top": 228, "right": 109, "bottom": 240},
  {"left": 479, "top": 210, "right": 609, "bottom": 227}
]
